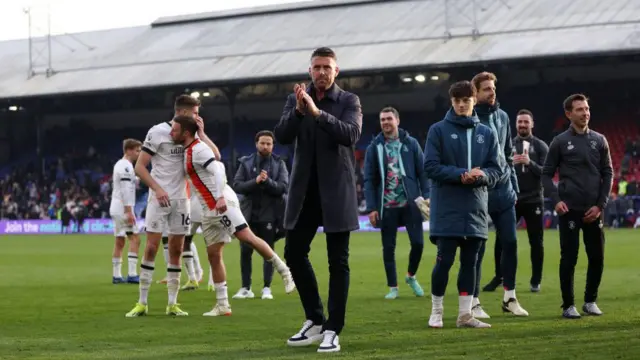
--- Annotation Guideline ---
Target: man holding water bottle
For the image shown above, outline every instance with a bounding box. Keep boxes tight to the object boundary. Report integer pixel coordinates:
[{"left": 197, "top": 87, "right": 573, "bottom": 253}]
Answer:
[{"left": 494, "top": 109, "right": 549, "bottom": 292}]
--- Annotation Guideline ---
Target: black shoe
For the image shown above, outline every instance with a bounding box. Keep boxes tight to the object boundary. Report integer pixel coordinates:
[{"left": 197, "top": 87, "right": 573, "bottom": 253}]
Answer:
[{"left": 482, "top": 277, "right": 502, "bottom": 292}]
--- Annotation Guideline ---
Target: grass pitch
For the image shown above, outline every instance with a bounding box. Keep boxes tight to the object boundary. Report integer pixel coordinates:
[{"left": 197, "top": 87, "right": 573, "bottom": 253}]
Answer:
[{"left": 1, "top": 230, "right": 639, "bottom": 359}]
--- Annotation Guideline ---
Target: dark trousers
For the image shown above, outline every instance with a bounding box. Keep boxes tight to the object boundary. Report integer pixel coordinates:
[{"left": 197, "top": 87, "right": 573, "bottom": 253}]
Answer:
[
  {"left": 431, "top": 237, "right": 483, "bottom": 297},
  {"left": 380, "top": 206, "right": 424, "bottom": 287},
  {"left": 241, "top": 221, "right": 276, "bottom": 289},
  {"left": 558, "top": 210, "right": 605, "bottom": 309},
  {"left": 493, "top": 202, "right": 545, "bottom": 286},
  {"left": 476, "top": 206, "right": 518, "bottom": 296},
  {"left": 284, "top": 187, "right": 350, "bottom": 335}
]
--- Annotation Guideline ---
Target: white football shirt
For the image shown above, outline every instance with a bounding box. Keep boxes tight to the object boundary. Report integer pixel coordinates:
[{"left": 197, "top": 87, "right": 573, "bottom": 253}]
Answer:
[
  {"left": 142, "top": 122, "right": 188, "bottom": 200},
  {"left": 109, "top": 158, "right": 136, "bottom": 215},
  {"left": 184, "top": 139, "right": 226, "bottom": 212}
]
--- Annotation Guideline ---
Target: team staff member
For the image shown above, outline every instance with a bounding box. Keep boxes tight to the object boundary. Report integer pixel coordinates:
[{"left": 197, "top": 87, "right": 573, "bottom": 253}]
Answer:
[
  {"left": 542, "top": 93, "right": 613, "bottom": 319},
  {"left": 275, "top": 47, "right": 362, "bottom": 353},
  {"left": 233, "top": 130, "right": 289, "bottom": 300},
  {"left": 487, "top": 109, "right": 549, "bottom": 293}
]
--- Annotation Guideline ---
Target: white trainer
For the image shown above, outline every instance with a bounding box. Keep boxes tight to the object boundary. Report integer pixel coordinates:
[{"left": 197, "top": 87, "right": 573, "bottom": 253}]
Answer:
[
  {"left": 456, "top": 313, "right": 491, "bottom": 328},
  {"left": 582, "top": 302, "right": 603, "bottom": 316},
  {"left": 428, "top": 308, "right": 444, "bottom": 328},
  {"left": 203, "top": 304, "right": 232, "bottom": 317},
  {"left": 287, "top": 320, "right": 324, "bottom": 347},
  {"left": 317, "top": 330, "right": 340, "bottom": 353},
  {"left": 502, "top": 298, "right": 529, "bottom": 317},
  {"left": 232, "top": 287, "right": 255, "bottom": 299},
  {"left": 472, "top": 304, "right": 491, "bottom": 319},
  {"left": 261, "top": 287, "right": 273, "bottom": 300}
]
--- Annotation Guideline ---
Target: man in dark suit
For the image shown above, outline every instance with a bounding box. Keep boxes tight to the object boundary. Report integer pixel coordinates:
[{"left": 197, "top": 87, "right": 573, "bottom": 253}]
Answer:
[
  {"left": 274, "top": 47, "right": 362, "bottom": 353},
  {"left": 232, "top": 130, "right": 289, "bottom": 300}
]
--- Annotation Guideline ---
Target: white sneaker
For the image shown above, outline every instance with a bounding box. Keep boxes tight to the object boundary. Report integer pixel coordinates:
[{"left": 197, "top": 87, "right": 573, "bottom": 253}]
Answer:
[
  {"left": 317, "top": 330, "right": 340, "bottom": 353},
  {"left": 203, "top": 304, "right": 232, "bottom": 317},
  {"left": 428, "top": 308, "right": 443, "bottom": 328},
  {"left": 502, "top": 298, "right": 529, "bottom": 316},
  {"left": 472, "top": 304, "right": 491, "bottom": 319},
  {"left": 456, "top": 313, "right": 491, "bottom": 328},
  {"left": 582, "top": 302, "right": 603, "bottom": 316},
  {"left": 287, "top": 320, "right": 324, "bottom": 347},
  {"left": 232, "top": 287, "right": 255, "bottom": 299},
  {"left": 261, "top": 287, "right": 273, "bottom": 300}
]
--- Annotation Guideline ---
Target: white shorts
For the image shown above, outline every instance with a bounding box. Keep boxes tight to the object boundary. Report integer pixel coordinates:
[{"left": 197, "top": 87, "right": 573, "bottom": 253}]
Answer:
[
  {"left": 111, "top": 214, "right": 139, "bottom": 237},
  {"left": 145, "top": 198, "right": 191, "bottom": 235},
  {"left": 202, "top": 187, "right": 247, "bottom": 246},
  {"left": 190, "top": 221, "right": 202, "bottom": 236},
  {"left": 190, "top": 199, "right": 203, "bottom": 224}
]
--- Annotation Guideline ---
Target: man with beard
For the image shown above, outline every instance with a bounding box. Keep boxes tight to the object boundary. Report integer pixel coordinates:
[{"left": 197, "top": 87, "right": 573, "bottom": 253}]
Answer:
[
  {"left": 542, "top": 94, "right": 612, "bottom": 319},
  {"left": 490, "top": 109, "right": 549, "bottom": 292},
  {"left": 471, "top": 72, "right": 529, "bottom": 318},
  {"left": 232, "top": 130, "right": 289, "bottom": 300},
  {"left": 275, "top": 46, "right": 362, "bottom": 353}
]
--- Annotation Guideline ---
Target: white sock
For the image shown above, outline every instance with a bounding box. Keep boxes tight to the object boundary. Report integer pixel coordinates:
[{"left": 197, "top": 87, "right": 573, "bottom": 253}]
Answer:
[
  {"left": 214, "top": 282, "right": 229, "bottom": 307},
  {"left": 182, "top": 251, "right": 196, "bottom": 281},
  {"left": 208, "top": 267, "right": 214, "bottom": 286},
  {"left": 431, "top": 295, "right": 444, "bottom": 311},
  {"left": 127, "top": 252, "right": 138, "bottom": 277},
  {"left": 472, "top": 297, "right": 481, "bottom": 307},
  {"left": 504, "top": 289, "right": 516, "bottom": 302},
  {"left": 190, "top": 242, "right": 203, "bottom": 277},
  {"left": 268, "top": 254, "right": 288, "bottom": 273},
  {"left": 162, "top": 244, "right": 169, "bottom": 267},
  {"left": 167, "top": 264, "right": 181, "bottom": 305},
  {"left": 138, "top": 261, "right": 154, "bottom": 305},
  {"left": 459, "top": 295, "right": 473, "bottom": 316},
  {"left": 112, "top": 257, "right": 122, "bottom": 278}
]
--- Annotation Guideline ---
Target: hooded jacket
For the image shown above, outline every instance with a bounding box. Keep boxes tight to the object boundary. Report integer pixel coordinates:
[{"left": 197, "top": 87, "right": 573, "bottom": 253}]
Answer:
[
  {"left": 475, "top": 102, "right": 519, "bottom": 213},
  {"left": 363, "top": 128, "right": 429, "bottom": 224},
  {"left": 424, "top": 108, "right": 503, "bottom": 240}
]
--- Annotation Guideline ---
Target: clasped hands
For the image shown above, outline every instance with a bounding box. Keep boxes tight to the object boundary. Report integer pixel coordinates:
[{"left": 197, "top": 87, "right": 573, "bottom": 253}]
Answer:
[
  {"left": 293, "top": 83, "right": 321, "bottom": 118},
  {"left": 461, "top": 167, "right": 486, "bottom": 184}
]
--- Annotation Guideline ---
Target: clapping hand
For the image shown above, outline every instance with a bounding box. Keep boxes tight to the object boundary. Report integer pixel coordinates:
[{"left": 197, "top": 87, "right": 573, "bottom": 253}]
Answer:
[
  {"left": 256, "top": 170, "right": 268, "bottom": 184},
  {"left": 293, "top": 83, "right": 321, "bottom": 117}
]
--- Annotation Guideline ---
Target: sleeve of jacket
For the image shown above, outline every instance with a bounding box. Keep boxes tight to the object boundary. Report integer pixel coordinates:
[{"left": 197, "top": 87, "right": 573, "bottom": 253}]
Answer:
[
  {"left": 363, "top": 144, "right": 379, "bottom": 213},
  {"left": 528, "top": 139, "right": 549, "bottom": 176},
  {"left": 412, "top": 137, "right": 430, "bottom": 199},
  {"left": 232, "top": 161, "right": 258, "bottom": 195},
  {"left": 596, "top": 135, "right": 614, "bottom": 210},
  {"left": 274, "top": 94, "right": 302, "bottom": 145},
  {"left": 504, "top": 116, "right": 519, "bottom": 194},
  {"left": 262, "top": 159, "right": 289, "bottom": 196},
  {"left": 542, "top": 136, "right": 561, "bottom": 205},
  {"left": 474, "top": 130, "right": 503, "bottom": 188},
  {"left": 316, "top": 93, "right": 363, "bottom": 147},
  {"left": 424, "top": 125, "right": 466, "bottom": 184}
]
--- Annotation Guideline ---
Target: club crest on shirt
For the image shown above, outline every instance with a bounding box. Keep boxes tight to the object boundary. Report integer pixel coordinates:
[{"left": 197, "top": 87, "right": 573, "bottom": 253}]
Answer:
[
  {"left": 590, "top": 140, "right": 597, "bottom": 150},
  {"left": 476, "top": 134, "right": 484, "bottom": 144},
  {"left": 451, "top": 134, "right": 458, "bottom": 140},
  {"left": 568, "top": 221, "right": 576, "bottom": 230}
]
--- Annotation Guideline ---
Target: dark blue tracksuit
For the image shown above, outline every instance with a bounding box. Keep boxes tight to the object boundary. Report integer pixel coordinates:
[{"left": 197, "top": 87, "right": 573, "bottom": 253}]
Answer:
[
  {"left": 364, "top": 129, "right": 429, "bottom": 287},
  {"left": 424, "top": 109, "right": 503, "bottom": 296},
  {"left": 474, "top": 102, "right": 520, "bottom": 294}
]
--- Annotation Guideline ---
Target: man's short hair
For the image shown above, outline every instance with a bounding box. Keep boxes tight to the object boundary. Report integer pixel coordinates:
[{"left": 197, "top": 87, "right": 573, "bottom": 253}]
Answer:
[
  {"left": 471, "top": 71, "right": 498, "bottom": 91},
  {"left": 517, "top": 109, "right": 534, "bottom": 120},
  {"left": 122, "top": 139, "right": 142, "bottom": 153},
  {"left": 448, "top": 81, "right": 477, "bottom": 99},
  {"left": 255, "top": 130, "right": 275, "bottom": 143},
  {"left": 174, "top": 94, "right": 200, "bottom": 112},
  {"left": 311, "top": 47, "right": 337, "bottom": 60},
  {"left": 173, "top": 115, "right": 199, "bottom": 136},
  {"left": 379, "top": 106, "right": 400, "bottom": 120},
  {"left": 563, "top": 93, "right": 589, "bottom": 112}
]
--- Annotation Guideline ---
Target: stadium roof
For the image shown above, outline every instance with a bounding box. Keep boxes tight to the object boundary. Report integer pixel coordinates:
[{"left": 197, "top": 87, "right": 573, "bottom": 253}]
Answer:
[{"left": 1, "top": 0, "right": 640, "bottom": 99}]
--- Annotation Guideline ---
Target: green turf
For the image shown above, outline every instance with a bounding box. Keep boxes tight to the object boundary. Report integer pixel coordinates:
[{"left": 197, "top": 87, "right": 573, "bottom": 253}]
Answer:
[{"left": 1, "top": 229, "right": 639, "bottom": 359}]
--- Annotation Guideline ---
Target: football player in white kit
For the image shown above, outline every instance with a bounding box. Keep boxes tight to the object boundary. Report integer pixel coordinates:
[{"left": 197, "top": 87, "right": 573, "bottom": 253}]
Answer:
[
  {"left": 170, "top": 115, "right": 296, "bottom": 316},
  {"left": 126, "top": 95, "right": 221, "bottom": 317},
  {"left": 110, "top": 139, "right": 142, "bottom": 284},
  {"left": 180, "top": 191, "right": 206, "bottom": 290}
]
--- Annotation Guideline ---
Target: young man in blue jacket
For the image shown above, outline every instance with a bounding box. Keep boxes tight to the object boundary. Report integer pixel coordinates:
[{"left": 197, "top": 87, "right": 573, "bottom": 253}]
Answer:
[
  {"left": 424, "top": 81, "right": 503, "bottom": 328},
  {"left": 471, "top": 72, "right": 528, "bottom": 317},
  {"left": 363, "top": 107, "right": 430, "bottom": 299}
]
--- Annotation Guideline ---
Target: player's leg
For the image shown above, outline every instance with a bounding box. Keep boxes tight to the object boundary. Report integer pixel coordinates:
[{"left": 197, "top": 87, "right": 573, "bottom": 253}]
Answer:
[
  {"left": 125, "top": 232, "right": 141, "bottom": 283},
  {"left": 156, "top": 235, "right": 169, "bottom": 284},
  {"left": 233, "top": 237, "right": 256, "bottom": 299},
  {"left": 524, "top": 203, "right": 544, "bottom": 291},
  {"left": 379, "top": 208, "right": 400, "bottom": 299},
  {"left": 181, "top": 232, "right": 199, "bottom": 291},
  {"left": 495, "top": 206, "right": 528, "bottom": 316},
  {"left": 402, "top": 206, "right": 425, "bottom": 297},
  {"left": 165, "top": 199, "right": 190, "bottom": 316},
  {"left": 260, "top": 222, "right": 277, "bottom": 300},
  {"left": 558, "top": 211, "right": 582, "bottom": 318},
  {"left": 429, "top": 237, "right": 457, "bottom": 328},
  {"left": 482, "top": 232, "right": 502, "bottom": 292},
  {"left": 125, "top": 229, "right": 162, "bottom": 317},
  {"left": 457, "top": 238, "right": 490, "bottom": 328},
  {"left": 203, "top": 241, "right": 232, "bottom": 316},
  {"left": 189, "top": 228, "right": 204, "bottom": 283},
  {"left": 112, "top": 234, "right": 126, "bottom": 284},
  {"left": 581, "top": 215, "right": 605, "bottom": 316},
  {"left": 472, "top": 232, "right": 490, "bottom": 319}
]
